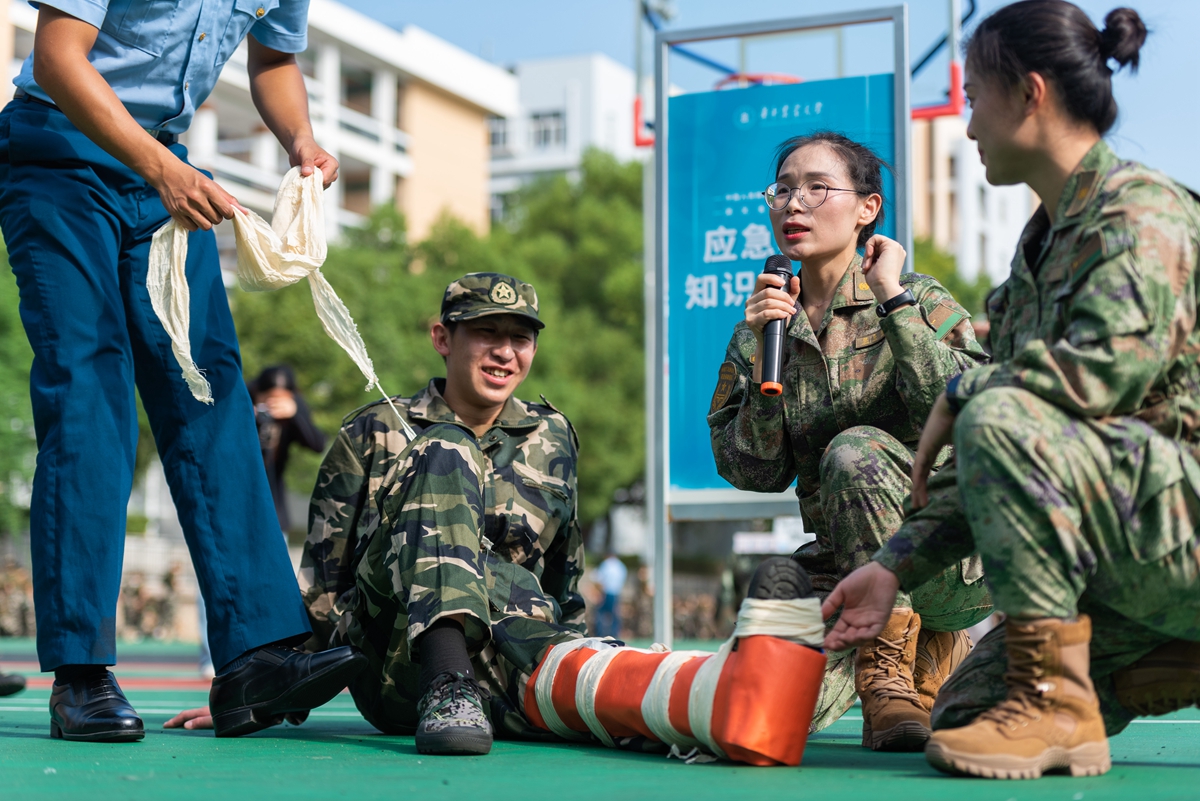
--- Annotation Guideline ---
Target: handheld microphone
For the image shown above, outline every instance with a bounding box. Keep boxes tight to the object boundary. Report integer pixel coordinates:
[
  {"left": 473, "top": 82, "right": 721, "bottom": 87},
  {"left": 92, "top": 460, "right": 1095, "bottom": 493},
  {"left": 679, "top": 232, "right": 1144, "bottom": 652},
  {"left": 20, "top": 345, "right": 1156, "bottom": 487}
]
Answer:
[{"left": 760, "top": 254, "right": 794, "bottom": 396}]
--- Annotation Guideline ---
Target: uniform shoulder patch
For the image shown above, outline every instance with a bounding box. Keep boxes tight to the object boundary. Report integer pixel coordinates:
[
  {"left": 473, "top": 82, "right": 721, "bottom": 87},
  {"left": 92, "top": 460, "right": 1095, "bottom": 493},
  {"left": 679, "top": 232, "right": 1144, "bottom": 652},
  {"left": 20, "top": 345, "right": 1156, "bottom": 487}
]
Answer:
[
  {"left": 1065, "top": 170, "right": 1099, "bottom": 217},
  {"left": 852, "top": 269, "right": 874, "bottom": 302},
  {"left": 926, "top": 301, "right": 967, "bottom": 341},
  {"left": 710, "top": 361, "right": 739, "bottom": 413}
]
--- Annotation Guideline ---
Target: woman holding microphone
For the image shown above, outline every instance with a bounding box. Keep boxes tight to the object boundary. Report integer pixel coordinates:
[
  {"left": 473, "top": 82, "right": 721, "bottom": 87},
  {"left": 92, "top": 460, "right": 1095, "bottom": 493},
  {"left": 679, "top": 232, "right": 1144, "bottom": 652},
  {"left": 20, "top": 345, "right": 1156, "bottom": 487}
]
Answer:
[{"left": 708, "top": 132, "right": 993, "bottom": 751}]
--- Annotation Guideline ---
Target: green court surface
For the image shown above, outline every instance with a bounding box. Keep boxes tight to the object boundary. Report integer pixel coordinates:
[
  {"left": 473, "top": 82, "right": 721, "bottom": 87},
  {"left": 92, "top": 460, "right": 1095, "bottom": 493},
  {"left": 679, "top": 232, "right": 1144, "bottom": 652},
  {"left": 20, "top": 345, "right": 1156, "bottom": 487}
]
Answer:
[{"left": 2, "top": 639, "right": 1199, "bottom": 800}]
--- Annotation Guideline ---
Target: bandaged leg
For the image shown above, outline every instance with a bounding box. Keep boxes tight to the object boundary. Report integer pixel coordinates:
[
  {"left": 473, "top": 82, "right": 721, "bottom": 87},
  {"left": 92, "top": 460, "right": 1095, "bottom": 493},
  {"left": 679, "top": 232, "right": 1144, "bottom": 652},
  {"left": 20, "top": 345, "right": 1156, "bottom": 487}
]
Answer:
[{"left": 523, "top": 558, "right": 828, "bottom": 766}]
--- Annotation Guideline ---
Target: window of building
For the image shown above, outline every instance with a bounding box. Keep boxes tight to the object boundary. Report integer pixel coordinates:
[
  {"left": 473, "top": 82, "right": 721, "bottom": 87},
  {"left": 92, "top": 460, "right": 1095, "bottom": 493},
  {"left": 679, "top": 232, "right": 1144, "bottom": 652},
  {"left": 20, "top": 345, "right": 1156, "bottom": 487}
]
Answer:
[
  {"left": 296, "top": 49, "right": 316, "bottom": 78},
  {"left": 341, "top": 66, "right": 373, "bottom": 116},
  {"left": 529, "top": 110, "right": 566, "bottom": 150},
  {"left": 979, "top": 186, "right": 987, "bottom": 220},
  {"left": 489, "top": 116, "right": 509, "bottom": 152}
]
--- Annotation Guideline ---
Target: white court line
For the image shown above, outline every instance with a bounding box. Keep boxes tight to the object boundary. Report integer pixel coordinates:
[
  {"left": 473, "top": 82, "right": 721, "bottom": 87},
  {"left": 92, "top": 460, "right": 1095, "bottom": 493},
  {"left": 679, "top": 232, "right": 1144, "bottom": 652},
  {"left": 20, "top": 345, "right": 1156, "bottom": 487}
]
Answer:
[{"left": 0, "top": 706, "right": 363, "bottom": 717}]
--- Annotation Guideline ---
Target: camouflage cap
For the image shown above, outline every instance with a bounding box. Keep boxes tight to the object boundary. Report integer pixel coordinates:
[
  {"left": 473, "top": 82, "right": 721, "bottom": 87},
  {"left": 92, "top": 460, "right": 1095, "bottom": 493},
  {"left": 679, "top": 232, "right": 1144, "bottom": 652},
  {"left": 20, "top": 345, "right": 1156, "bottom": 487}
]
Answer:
[{"left": 440, "top": 272, "right": 544, "bottom": 330}]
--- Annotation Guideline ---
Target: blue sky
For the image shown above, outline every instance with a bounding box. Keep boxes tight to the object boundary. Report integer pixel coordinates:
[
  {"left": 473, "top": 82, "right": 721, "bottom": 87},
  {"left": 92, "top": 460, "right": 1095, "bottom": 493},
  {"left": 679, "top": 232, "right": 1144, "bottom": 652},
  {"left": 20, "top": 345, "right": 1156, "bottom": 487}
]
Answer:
[{"left": 340, "top": 0, "right": 1200, "bottom": 188}]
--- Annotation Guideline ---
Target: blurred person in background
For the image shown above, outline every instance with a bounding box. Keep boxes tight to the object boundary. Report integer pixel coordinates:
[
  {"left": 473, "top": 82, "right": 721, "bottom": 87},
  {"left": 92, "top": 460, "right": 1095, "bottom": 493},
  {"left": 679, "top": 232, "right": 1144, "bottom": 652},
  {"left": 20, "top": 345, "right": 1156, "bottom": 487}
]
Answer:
[
  {"left": 593, "top": 552, "right": 627, "bottom": 638},
  {"left": 250, "top": 365, "right": 326, "bottom": 532},
  {"left": 200, "top": 366, "right": 326, "bottom": 676},
  {"left": 709, "top": 131, "right": 993, "bottom": 752}
]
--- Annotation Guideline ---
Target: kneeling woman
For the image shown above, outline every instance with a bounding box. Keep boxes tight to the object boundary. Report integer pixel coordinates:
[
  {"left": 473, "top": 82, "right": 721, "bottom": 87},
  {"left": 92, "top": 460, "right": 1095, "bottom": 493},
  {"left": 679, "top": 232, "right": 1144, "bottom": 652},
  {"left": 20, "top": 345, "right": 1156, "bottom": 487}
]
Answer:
[{"left": 708, "top": 132, "right": 993, "bottom": 751}]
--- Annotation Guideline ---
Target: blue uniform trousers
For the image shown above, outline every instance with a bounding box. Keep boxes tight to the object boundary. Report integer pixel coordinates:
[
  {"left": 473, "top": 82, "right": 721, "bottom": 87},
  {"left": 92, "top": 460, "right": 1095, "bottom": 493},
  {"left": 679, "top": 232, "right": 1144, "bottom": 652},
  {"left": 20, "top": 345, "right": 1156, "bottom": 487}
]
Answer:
[{"left": 0, "top": 98, "right": 310, "bottom": 671}]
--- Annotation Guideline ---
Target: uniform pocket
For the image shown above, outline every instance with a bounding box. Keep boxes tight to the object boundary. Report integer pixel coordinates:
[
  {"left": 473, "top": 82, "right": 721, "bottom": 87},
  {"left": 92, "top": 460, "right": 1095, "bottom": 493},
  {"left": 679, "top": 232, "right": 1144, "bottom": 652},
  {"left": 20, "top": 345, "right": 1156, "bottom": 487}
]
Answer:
[
  {"left": 483, "top": 554, "right": 556, "bottom": 622},
  {"left": 102, "top": 0, "right": 181, "bottom": 57},
  {"left": 489, "top": 461, "right": 573, "bottom": 564},
  {"left": 217, "top": 0, "right": 281, "bottom": 67},
  {"left": 1118, "top": 428, "right": 1198, "bottom": 563}
]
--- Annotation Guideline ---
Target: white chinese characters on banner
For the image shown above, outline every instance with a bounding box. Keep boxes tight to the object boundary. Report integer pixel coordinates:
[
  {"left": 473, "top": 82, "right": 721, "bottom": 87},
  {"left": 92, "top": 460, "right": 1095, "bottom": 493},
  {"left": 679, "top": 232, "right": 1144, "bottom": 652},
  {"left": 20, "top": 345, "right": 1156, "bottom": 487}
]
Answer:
[
  {"left": 684, "top": 273, "right": 719, "bottom": 310},
  {"left": 722, "top": 271, "right": 756, "bottom": 307},
  {"left": 740, "top": 223, "right": 774, "bottom": 259},
  {"left": 690, "top": 220, "right": 779, "bottom": 310},
  {"left": 702, "top": 226, "right": 738, "bottom": 263}
]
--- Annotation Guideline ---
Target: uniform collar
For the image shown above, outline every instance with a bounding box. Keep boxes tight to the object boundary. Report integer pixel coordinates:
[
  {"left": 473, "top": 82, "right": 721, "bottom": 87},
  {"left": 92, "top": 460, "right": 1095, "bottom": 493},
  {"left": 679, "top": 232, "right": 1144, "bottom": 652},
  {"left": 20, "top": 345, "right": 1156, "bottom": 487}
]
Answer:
[
  {"left": 788, "top": 253, "right": 871, "bottom": 342},
  {"left": 1054, "top": 140, "right": 1120, "bottom": 224},
  {"left": 408, "top": 379, "right": 541, "bottom": 430}
]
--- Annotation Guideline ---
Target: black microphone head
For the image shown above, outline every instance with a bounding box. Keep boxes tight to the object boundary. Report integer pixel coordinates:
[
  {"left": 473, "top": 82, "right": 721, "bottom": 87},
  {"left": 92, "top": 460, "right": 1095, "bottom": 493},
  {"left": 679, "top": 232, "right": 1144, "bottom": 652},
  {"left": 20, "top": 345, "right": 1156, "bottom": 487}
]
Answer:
[{"left": 763, "top": 254, "right": 792, "bottom": 276}]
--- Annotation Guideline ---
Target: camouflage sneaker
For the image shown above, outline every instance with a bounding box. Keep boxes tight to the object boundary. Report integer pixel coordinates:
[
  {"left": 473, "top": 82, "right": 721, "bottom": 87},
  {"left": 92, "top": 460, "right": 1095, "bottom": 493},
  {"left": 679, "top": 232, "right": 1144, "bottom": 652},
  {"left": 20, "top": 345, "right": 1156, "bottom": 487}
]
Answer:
[{"left": 415, "top": 672, "right": 493, "bottom": 756}]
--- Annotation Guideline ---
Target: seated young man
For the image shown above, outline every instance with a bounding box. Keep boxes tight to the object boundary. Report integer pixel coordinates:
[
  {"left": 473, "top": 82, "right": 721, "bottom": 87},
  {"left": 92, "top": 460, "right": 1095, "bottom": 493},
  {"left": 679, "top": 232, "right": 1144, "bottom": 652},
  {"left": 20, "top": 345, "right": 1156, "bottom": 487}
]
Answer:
[{"left": 170, "top": 273, "right": 831, "bottom": 764}]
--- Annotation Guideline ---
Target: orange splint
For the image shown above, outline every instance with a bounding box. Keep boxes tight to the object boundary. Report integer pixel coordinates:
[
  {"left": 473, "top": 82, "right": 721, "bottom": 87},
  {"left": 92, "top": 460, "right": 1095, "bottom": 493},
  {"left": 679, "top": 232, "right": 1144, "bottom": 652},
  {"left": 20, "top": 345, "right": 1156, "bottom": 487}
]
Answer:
[{"left": 524, "top": 634, "right": 827, "bottom": 766}]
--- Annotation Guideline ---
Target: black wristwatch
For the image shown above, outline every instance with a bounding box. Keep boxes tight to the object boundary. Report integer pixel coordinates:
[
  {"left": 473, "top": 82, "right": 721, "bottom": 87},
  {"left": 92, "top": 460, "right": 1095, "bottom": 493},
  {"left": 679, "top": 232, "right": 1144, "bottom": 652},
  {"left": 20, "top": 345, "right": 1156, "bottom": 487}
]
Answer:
[{"left": 875, "top": 288, "right": 917, "bottom": 318}]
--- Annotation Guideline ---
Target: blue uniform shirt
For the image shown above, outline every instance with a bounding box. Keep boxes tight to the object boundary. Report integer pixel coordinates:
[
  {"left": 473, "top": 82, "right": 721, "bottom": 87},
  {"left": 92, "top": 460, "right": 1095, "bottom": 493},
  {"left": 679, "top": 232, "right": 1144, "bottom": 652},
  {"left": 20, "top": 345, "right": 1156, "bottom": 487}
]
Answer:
[{"left": 14, "top": 0, "right": 310, "bottom": 133}]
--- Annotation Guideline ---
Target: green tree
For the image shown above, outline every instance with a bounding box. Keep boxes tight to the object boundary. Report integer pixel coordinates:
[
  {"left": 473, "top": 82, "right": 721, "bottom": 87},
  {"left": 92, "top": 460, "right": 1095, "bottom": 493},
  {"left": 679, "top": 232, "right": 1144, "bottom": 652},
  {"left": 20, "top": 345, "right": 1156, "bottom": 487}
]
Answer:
[
  {"left": 0, "top": 247, "right": 36, "bottom": 536},
  {"left": 911, "top": 237, "right": 993, "bottom": 317},
  {"left": 485, "top": 149, "right": 646, "bottom": 524}
]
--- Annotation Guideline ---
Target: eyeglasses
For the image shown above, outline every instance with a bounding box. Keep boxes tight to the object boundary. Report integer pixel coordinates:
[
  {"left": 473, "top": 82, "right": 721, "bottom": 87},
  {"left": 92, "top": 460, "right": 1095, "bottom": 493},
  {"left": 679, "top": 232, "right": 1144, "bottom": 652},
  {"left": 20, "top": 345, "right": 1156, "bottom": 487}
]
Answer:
[{"left": 762, "top": 180, "right": 867, "bottom": 211}]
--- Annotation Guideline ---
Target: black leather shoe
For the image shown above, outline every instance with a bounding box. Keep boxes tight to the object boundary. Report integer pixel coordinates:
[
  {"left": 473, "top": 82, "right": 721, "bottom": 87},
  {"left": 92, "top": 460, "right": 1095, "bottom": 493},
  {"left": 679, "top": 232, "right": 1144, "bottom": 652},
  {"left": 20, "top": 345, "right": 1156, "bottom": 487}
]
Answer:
[
  {"left": 0, "top": 669, "right": 25, "bottom": 697},
  {"left": 209, "top": 646, "right": 366, "bottom": 737},
  {"left": 49, "top": 671, "right": 144, "bottom": 742}
]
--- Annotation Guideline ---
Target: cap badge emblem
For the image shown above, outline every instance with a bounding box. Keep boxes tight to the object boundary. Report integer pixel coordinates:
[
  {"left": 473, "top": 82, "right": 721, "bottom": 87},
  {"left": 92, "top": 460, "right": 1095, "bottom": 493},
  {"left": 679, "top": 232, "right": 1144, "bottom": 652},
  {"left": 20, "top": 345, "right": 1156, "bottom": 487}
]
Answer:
[{"left": 490, "top": 283, "right": 517, "bottom": 305}]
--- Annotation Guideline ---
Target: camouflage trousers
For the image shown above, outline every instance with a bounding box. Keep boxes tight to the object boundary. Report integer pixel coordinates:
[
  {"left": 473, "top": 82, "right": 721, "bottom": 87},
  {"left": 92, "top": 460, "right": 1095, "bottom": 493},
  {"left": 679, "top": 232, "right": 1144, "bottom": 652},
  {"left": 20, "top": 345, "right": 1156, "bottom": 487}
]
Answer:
[
  {"left": 795, "top": 425, "right": 993, "bottom": 733},
  {"left": 340, "top": 423, "right": 583, "bottom": 738},
  {"left": 924, "top": 387, "right": 1200, "bottom": 735}
]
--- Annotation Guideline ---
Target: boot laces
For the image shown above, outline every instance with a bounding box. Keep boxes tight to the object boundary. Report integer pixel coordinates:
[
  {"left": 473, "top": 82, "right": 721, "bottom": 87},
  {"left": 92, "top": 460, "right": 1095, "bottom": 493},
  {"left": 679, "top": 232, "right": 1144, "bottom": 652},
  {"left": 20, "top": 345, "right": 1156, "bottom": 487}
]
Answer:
[
  {"left": 980, "top": 631, "right": 1052, "bottom": 728},
  {"left": 419, "top": 673, "right": 491, "bottom": 733},
  {"left": 864, "top": 635, "right": 921, "bottom": 703}
]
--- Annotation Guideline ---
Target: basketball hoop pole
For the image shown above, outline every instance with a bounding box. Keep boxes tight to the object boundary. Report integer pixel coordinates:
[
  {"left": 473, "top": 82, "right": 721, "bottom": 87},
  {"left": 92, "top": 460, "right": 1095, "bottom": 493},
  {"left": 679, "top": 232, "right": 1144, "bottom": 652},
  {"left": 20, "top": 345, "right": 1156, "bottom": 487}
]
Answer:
[{"left": 912, "top": 0, "right": 964, "bottom": 120}]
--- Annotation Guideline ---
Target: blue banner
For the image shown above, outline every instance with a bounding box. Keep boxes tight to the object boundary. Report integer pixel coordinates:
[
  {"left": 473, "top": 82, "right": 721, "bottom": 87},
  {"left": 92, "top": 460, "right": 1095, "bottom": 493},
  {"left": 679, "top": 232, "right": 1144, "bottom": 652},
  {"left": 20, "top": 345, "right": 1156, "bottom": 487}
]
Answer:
[{"left": 667, "top": 74, "right": 895, "bottom": 492}]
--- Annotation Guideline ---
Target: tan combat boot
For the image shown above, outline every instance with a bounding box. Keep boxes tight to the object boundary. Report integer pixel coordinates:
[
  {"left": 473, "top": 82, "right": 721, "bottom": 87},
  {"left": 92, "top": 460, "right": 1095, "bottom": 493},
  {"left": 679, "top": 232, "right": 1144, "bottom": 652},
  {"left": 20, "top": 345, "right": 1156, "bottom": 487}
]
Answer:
[
  {"left": 913, "top": 628, "right": 973, "bottom": 715},
  {"left": 856, "top": 608, "right": 930, "bottom": 751},
  {"left": 1113, "top": 639, "right": 1200, "bottom": 716},
  {"left": 925, "top": 616, "right": 1109, "bottom": 779}
]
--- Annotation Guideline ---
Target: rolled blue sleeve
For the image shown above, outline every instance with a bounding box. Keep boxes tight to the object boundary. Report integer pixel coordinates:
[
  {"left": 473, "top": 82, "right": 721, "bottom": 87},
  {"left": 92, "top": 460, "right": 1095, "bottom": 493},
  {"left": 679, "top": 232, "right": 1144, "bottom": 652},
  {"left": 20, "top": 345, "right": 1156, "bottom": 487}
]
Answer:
[
  {"left": 250, "top": 0, "right": 309, "bottom": 53},
  {"left": 29, "top": 0, "right": 109, "bottom": 29}
]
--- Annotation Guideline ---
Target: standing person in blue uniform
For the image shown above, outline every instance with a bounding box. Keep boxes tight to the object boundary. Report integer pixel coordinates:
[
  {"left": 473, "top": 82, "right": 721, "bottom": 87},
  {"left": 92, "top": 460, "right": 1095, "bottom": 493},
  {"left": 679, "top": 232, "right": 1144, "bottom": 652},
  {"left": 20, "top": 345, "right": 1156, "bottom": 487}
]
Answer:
[
  {"left": 593, "top": 552, "right": 627, "bottom": 638},
  {"left": 0, "top": 0, "right": 364, "bottom": 742}
]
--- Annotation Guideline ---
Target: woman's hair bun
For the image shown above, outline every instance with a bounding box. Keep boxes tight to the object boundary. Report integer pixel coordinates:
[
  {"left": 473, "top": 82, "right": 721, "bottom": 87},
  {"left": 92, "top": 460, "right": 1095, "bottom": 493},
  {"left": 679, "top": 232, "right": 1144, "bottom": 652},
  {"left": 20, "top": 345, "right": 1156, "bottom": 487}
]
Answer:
[{"left": 1100, "top": 7, "right": 1147, "bottom": 71}]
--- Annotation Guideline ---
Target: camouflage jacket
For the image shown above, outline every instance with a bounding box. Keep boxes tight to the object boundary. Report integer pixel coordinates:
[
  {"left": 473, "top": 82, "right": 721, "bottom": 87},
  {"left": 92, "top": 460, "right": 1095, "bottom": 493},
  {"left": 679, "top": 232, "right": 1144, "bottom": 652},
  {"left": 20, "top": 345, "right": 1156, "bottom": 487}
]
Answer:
[
  {"left": 947, "top": 141, "right": 1200, "bottom": 445},
  {"left": 708, "top": 254, "right": 988, "bottom": 497},
  {"left": 298, "top": 379, "right": 586, "bottom": 648},
  {"left": 878, "top": 140, "right": 1200, "bottom": 585}
]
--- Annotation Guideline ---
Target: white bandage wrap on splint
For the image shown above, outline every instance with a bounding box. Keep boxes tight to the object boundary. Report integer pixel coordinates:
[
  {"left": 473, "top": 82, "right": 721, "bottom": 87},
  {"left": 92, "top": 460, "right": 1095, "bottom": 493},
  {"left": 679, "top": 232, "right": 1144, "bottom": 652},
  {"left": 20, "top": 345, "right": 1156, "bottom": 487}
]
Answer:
[
  {"left": 535, "top": 596, "right": 824, "bottom": 756},
  {"left": 147, "top": 167, "right": 415, "bottom": 437}
]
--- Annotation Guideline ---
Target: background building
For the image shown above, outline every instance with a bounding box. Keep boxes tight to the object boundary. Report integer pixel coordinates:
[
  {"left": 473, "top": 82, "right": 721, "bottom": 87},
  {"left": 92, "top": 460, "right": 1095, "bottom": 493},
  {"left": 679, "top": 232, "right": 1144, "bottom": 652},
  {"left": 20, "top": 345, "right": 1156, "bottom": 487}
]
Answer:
[
  {"left": 489, "top": 53, "right": 645, "bottom": 220},
  {"left": 912, "top": 115, "right": 1033, "bottom": 285}
]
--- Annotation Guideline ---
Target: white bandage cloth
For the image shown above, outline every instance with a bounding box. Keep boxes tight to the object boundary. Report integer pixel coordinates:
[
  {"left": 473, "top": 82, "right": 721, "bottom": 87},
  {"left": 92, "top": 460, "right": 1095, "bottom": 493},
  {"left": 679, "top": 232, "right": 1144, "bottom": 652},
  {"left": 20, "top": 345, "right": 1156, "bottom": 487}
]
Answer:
[{"left": 147, "top": 167, "right": 414, "bottom": 437}]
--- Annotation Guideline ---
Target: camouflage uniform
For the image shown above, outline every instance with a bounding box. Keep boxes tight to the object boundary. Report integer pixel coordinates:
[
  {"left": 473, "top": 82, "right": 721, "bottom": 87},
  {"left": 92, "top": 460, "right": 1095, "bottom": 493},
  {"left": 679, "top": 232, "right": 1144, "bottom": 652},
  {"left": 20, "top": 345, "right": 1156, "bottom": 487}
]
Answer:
[
  {"left": 298, "top": 273, "right": 589, "bottom": 738},
  {"left": 709, "top": 255, "right": 994, "bottom": 731},
  {"left": 875, "top": 141, "right": 1200, "bottom": 735}
]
